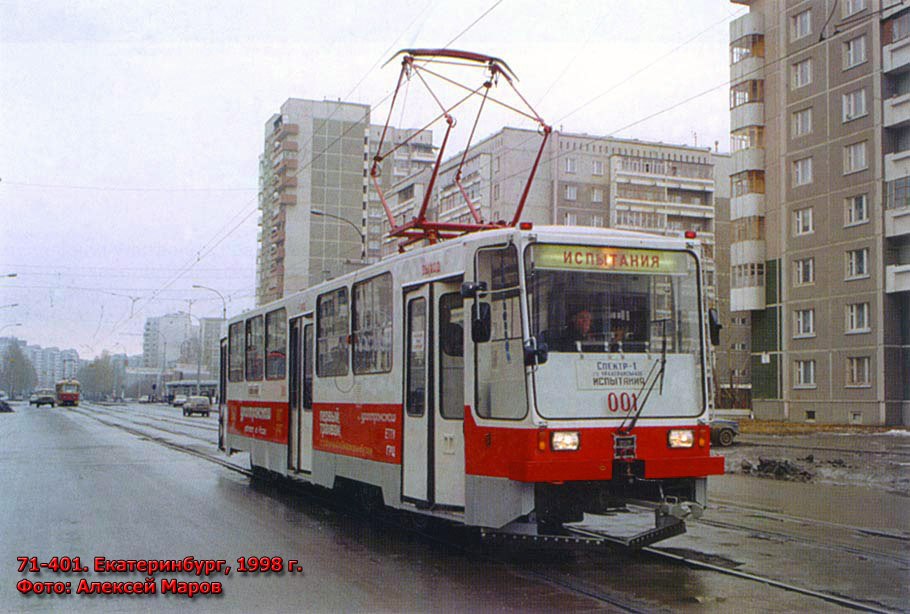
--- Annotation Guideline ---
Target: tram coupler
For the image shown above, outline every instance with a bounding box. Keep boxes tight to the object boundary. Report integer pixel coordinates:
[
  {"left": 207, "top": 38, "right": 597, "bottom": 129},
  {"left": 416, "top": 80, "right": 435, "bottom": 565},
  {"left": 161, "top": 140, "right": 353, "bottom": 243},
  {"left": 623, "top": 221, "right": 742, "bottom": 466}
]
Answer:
[{"left": 657, "top": 496, "right": 703, "bottom": 522}]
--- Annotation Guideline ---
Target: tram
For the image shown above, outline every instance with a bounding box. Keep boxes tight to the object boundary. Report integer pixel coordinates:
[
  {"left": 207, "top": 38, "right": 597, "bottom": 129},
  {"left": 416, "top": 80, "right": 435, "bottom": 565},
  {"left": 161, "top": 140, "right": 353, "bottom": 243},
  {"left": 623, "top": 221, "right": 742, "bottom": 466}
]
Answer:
[
  {"left": 220, "top": 49, "right": 723, "bottom": 547},
  {"left": 55, "top": 379, "right": 80, "bottom": 407},
  {"left": 221, "top": 225, "right": 724, "bottom": 546}
]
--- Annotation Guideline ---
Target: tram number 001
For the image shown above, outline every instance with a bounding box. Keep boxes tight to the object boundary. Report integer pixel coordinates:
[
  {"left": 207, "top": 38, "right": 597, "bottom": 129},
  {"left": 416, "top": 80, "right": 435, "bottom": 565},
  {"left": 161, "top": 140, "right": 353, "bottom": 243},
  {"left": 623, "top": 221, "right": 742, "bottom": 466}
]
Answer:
[{"left": 607, "top": 392, "right": 638, "bottom": 413}]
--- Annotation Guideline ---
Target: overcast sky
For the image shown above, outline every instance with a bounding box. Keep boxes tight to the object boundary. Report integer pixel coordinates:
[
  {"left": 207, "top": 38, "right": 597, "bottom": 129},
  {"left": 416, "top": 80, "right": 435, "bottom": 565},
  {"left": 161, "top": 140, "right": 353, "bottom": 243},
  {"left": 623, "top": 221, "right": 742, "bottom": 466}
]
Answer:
[{"left": 0, "top": 0, "right": 742, "bottom": 359}]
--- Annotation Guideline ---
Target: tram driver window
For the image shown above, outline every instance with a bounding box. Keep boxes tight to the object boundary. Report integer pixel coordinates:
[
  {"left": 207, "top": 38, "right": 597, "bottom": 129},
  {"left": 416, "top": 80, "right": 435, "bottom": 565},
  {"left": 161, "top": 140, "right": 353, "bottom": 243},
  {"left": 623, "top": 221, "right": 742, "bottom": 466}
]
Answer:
[{"left": 474, "top": 245, "right": 527, "bottom": 420}]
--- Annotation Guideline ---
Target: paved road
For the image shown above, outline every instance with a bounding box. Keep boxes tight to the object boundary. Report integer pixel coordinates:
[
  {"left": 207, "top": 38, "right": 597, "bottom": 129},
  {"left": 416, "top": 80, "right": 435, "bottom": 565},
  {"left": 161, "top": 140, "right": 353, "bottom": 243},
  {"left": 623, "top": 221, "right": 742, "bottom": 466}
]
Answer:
[{"left": 1, "top": 401, "right": 907, "bottom": 612}]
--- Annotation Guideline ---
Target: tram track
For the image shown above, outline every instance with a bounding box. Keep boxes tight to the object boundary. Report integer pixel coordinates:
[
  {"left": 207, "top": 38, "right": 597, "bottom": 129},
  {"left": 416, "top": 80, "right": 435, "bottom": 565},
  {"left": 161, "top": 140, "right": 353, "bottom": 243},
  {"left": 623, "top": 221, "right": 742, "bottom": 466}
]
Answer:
[
  {"left": 736, "top": 439, "right": 910, "bottom": 459},
  {"left": 68, "top": 403, "right": 902, "bottom": 613},
  {"left": 72, "top": 403, "right": 220, "bottom": 448}
]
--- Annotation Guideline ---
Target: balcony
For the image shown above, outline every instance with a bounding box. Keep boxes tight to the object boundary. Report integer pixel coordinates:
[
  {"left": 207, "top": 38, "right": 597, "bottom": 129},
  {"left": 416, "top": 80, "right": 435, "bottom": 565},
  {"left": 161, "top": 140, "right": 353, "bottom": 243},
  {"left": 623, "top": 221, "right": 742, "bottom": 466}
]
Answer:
[
  {"left": 884, "top": 93, "right": 910, "bottom": 128},
  {"left": 732, "top": 147, "right": 765, "bottom": 172},
  {"left": 730, "top": 11, "right": 763, "bottom": 38},
  {"left": 731, "top": 286, "right": 765, "bottom": 311},
  {"left": 884, "top": 38, "right": 910, "bottom": 74},
  {"left": 886, "top": 205, "right": 910, "bottom": 238},
  {"left": 730, "top": 192, "right": 765, "bottom": 219},
  {"left": 731, "top": 240, "right": 766, "bottom": 267},
  {"left": 884, "top": 150, "right": 910, "bottom": 182},
  {"left": 278, "top": 175, "right": 298, "bottom": 190},
  {"left": 275, "top": 123, "right": 300, "bottom": 140},
  {"left": 731, "top": 102, "right": 763, "bottom": 131},
  {"left": 886, "top": 264, "right": 910, "bottom": 293},
  {"left": 279, "top": 193, "right": 296, "bottom": 206},
  {"left": 731, "top": 56, "right": 764, "bottom": 84}
]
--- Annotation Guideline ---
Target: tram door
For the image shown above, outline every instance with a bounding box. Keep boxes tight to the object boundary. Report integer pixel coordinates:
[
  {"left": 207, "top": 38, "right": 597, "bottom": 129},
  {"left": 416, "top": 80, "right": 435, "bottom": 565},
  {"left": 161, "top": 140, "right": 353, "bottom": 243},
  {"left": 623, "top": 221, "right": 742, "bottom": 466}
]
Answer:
[
  {"left": 402, "top": 280, "right": 465, "bottom": 507},
  {"left": 218, "top": 339, "right": 227, "bottom": 452},
  {"left": 287, "top": 316, "right": 313, "bottom": 474}
]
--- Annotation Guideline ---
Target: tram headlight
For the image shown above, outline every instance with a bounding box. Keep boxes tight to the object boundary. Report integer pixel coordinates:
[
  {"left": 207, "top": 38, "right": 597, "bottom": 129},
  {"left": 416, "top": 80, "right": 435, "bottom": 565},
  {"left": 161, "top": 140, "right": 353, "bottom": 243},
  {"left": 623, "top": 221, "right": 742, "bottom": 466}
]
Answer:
[
  {"left": 667, "top": 429, "right": 695, "bottom": 448},
  {"left": 551, "top": 431, "right": 580, "bottom": 451}
]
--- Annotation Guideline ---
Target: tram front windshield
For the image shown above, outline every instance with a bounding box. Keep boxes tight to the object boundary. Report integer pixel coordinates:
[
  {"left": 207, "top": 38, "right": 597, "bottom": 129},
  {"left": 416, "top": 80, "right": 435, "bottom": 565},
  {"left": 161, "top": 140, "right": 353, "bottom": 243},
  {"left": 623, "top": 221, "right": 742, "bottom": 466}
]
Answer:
[{"left": 524, "top": 244, "right": 704, "bottom": 419}]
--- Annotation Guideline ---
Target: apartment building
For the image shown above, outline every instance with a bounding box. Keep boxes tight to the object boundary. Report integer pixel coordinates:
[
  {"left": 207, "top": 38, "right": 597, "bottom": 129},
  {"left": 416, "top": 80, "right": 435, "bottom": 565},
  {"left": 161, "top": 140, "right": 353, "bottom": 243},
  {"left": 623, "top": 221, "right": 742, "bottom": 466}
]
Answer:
[
  {"left": 255, "top": 98, "right": 436, "bottom": 304},
  {"left": 729, "top": 0, "right": 910, "bottom": 424},
  {"left": 142, "top": 312, "right": 192, "bottom": 369}
]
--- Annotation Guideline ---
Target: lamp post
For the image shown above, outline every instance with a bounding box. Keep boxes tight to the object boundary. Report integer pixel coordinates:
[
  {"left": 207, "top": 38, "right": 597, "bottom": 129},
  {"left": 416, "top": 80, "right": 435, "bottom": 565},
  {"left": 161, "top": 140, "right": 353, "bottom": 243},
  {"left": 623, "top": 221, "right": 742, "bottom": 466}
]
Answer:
[
  {"left": 311, "top": 209, "right": 366, "bottom": 261},
  {"left": 2, "top": 273, "right": 16, "bottom": 278},
  {"left": 192, "top": 285, "right": 226, "bottom": 321},
  {"left": 0, "top": 323, "right": 22, "bottom": 334},
  {"left": 0, "top": 304, "right": 18, "bottom": 309}
]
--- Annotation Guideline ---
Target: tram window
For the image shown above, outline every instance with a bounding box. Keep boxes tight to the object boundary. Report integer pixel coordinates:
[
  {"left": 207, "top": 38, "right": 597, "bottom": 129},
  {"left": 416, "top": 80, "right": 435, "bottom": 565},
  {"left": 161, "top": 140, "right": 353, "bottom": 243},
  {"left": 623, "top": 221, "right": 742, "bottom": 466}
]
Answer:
[
  {"left": 303, "top": 323, "right": 313, "bottom": 409},
  {"left": 474, "top": 245, "right": 527, "bottom": 420},
  {"left": 406, "top": 298, "right": 427, "bottom": 417},
  {"left": 352, "top": 273, "right": 393, "bottom": 374},
  {"left": 245, "top": 315, "right": 264, "bottom": 381},
  {"left": 228, "top": 322, "right": 243, "bottom": 382},
  {"left": 265, "top": 308, "right": 287, "bottom": 380},
  {"left": 317, "top": 287, "right": 349, "bottom": 377},
  {"left": 439, "top": 292, "right": 464, "bottom": 419}
]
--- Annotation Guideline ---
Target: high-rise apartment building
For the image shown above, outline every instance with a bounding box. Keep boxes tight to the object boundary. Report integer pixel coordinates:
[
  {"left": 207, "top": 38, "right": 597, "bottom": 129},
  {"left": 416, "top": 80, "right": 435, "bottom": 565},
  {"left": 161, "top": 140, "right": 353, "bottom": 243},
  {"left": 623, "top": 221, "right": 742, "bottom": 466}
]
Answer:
[
  {"left": 729, "top": 0, "right": 909, "bottom": 424},
  {"left": 382, "top": 128, "right": 720, "bottom": 293},
  {"left": 255, "top": 98, "right": 436, "bottom": 305},
  {"left": 142, "top": 312, "right": 192, "bottom": 369}
]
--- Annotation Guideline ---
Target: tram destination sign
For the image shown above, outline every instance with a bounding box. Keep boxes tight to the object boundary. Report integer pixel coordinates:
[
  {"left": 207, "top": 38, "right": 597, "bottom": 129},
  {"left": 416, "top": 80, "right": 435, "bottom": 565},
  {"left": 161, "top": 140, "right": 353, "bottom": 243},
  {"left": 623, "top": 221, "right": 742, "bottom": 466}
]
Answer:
[{"left": 532, "top": 245, "right": 690, "bottom": 274}]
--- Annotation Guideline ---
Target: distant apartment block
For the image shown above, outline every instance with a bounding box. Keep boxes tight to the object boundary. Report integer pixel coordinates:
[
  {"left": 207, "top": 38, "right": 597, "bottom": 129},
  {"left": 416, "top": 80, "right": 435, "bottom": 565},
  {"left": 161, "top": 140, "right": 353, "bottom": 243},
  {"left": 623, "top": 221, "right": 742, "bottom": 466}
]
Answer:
[{"left": 729, "top": 0, "right": 909, "bottom": 424}]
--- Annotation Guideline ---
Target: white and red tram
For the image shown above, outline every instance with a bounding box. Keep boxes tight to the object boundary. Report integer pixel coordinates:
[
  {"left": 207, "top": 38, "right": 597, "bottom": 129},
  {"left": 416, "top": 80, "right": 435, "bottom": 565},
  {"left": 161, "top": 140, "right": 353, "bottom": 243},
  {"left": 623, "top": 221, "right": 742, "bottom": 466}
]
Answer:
[{"left": 220, "top": 224, "right": 724, "bottom": 546}]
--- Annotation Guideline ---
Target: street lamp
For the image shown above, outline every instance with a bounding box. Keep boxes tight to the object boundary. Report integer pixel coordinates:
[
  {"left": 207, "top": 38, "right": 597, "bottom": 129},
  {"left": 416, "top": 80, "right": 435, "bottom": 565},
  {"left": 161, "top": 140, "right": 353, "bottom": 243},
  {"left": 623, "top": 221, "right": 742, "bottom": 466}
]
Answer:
[
  {"left": 0, "top": 323, "right": 22, "bottom": 334},
  {"left": 0, "top": 304, "right": 18, "bottom": 309},
  {"left": 192, "top": 285, "right": 226, "bottom": 320},
  {"left": 311, "top": 209, "right": 366, "bottom": 260},
  {"left": 2, "top": 273, "right": 16, "bottom": 278}
]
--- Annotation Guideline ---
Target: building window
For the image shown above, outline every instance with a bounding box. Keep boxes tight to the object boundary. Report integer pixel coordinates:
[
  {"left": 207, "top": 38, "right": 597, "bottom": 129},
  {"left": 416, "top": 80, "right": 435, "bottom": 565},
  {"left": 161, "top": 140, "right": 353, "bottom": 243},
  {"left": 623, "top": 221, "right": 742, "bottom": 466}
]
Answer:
[
  {"left": 732, "top": 262, "right": 765, "bottom": 288},
  {"left": 795, "top": 359, "right": 816, "bottom": 388},
  {"left": 842, "top": 89, "right": 867, "bottom": 122},
  {"left": 792, "top": 9, "right": 812, "bottom": 40},
  {"left": 894, "top": 12, "right": 910, "bottom": 43},
  {"left": 846, "top": 248, "right": 869, "bottom": 279},
  {"left": 846, "top": 302, "right": 870, "bottom": 333},
  {"left": 731, "top": 126, "right": 764, "bottom": 151},
  {"left": 843, "top": 34, "right": 867, "bottom": 69},
  {"left": 591, "top": 214, "right": 604, "bottom": 227},
  {"left": 730, "top": 79, "right": 764, "bottom": 108},
  {"left": 806, "top": 410, "right": 816, "bottom": 421},
  {"left": 794, "top": 257, "right": 815, "bottom": 286},
  {"left": 565, "top": 185, "right": 577, "bottom": 201},
  {"left": 565, "top": 157, "right": 576, "bottom": 173},
  {"left": 846, "top": 356, "right": 871, "bottom": 387},
  {"left": 731, "top": 170, "right": 765, "bottom": 196},
  {"left": 792, "top": 58, "right": 812, "bottom": 89},
  {"left": 731, "top": 33, "right": 765, "bottom": 64},
  {"left": 793, "top": 157, "right": 813, "bottom": 186},
  {"left": 592, "top": 188, "right": 603, "bottom": 203},
  {"left": 845, "top": 194, "right": 869, "bottom": 225},
  {"left": 887, "top": 177, "right": 910, "bottom": 210},
  {"left": 794, "top": 207, "right": 814, "bottom": 235},
  {"left": 843, "top": 0, "right": 866, "bottom": 16},
  {"left": 844, "top": 141, "right": 867, "bottom": 174},
  {"left": 593, "top": 160, "right": 604, "bottom": 176},
  {"left": 494, "top": 156, "right": 500, "bottom": 172},
  {"left": 493, "top": 183, "right": 500, "bottom": 201},
  {"left": 792, "top": 108, "right": 812, "bottom": 137},
  {"left": 794, "top": 308, "right": 815, "bottom": 338},
  {"left": 564, "top": 211, "right": 577, "bottom": 225}
]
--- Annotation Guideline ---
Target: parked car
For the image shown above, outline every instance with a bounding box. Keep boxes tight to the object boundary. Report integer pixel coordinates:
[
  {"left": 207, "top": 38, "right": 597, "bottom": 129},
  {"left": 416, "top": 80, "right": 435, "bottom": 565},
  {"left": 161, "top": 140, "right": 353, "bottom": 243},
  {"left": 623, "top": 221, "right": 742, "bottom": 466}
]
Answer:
[
  {"left": 182, "top": 396, "right": 211, "bottom": 417},
  {"left": 710, "top": 419, "right": 739, "bottom": 447},
  {"left": 171, "top": 394, "right": 188, "bottom": 407},
  {"left": 29, "top": 393, "right": 38, "bottom": 405},
  {"left": 34, "top": 389, "right": 56, "bottom": 408}
]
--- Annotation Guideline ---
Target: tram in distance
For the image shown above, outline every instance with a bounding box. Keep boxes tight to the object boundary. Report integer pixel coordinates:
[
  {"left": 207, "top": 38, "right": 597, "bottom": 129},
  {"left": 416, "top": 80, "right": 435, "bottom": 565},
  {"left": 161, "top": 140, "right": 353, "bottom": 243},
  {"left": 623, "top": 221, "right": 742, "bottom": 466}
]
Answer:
[
  {"left": 219, "top": 224, "right": 725, "bottom": 546},
  {"left": 55, "top": 379, "right": 80, "bottom": 407}
]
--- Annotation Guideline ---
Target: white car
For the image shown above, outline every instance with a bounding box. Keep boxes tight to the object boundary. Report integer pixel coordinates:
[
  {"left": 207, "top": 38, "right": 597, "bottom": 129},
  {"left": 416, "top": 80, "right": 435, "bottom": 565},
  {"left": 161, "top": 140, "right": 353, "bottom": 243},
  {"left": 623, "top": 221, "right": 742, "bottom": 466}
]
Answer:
[
  {"left": 182, "top": 396, "right": 211, "bottom": 417},
  {"left": 171, "top": 394, "right": 188, "bottom": 407}
]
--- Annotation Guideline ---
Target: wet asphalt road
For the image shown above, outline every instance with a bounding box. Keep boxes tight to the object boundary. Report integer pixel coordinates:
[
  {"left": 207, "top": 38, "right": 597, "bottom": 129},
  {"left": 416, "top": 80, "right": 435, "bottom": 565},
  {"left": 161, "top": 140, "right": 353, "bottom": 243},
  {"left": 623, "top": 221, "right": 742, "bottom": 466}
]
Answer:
[{"left": 1, "top": 401, "right": 908, "bottom": 613}]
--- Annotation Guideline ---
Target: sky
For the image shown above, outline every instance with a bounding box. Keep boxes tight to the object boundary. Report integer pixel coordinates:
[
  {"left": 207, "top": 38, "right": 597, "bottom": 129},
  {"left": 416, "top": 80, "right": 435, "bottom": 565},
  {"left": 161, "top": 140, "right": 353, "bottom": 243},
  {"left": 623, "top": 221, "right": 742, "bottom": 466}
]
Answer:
[{"left": 0, "top": 0, "right": 743, "bottom": 359}]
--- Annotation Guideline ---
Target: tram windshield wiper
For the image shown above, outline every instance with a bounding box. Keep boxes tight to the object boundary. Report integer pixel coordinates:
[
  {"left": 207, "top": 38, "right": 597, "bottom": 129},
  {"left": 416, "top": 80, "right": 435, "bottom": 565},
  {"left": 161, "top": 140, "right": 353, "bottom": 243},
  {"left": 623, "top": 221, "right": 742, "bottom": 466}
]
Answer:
[{"left": 617, "top": 319, "right": 668, "bottom": 435}]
